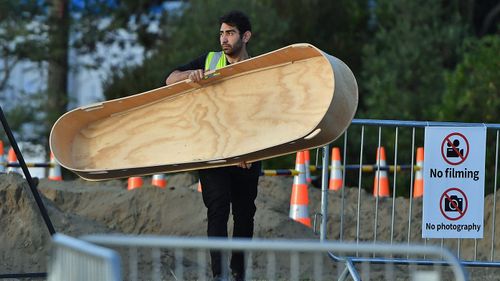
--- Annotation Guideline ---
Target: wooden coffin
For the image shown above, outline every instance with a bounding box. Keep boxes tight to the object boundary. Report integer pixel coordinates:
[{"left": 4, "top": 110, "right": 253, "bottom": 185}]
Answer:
[{"left": 50, "top": 43, "right": 358, "bottom": 180}]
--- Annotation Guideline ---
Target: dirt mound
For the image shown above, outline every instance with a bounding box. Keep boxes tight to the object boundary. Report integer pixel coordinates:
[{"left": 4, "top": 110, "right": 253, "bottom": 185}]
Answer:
[
  {"left": 0, "top": 173, "right": 110, "bottom": 273},
  {"left": 0, "top": 172, "right": 313, "bottom": 274}
]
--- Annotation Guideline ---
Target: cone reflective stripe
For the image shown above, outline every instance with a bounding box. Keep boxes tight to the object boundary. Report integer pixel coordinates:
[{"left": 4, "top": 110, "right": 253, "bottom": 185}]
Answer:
[
  {"left": 290, "top": 182, "right": 310, "bottom": 225},
  {"left": 373, "top": 147, "right": 390, "bottom": 197},
  {"left": 127, "top": 177, "right": 143, "bottom": 190},
  {"left": 7, "top": 147, "right": 19, "bottom": 174},
  {"left": 48, "top": 152, "right": 62, "bottom": 181},
  {"left": 329, "top": 147, "right": 343, "bottom": 191},
  {"left": 413, "top": 147, "right": 424, "bottom": 198},
  {"left": 151, "top": 174, "right": 166, "bottom": 188},
  {"left": 304, "top": 150, "right": 312, "bottom": 183},
  {"left": 289, "top": 151, "right": 311, "bottom": 227},
  {"left": 0, "top": 141, "right": 5, "bottom": 173}
]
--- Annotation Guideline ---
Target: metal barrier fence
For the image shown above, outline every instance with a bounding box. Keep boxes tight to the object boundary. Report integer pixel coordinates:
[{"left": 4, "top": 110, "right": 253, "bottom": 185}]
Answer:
[
  {"left": 80, "top": 234, "right": 467, "bottom": 281},
  {"left": 48, "top": 234, "right": 122, "bottom": 281},
  {"left": 315, "top": 119, "right": 500, "bottom": 267}
]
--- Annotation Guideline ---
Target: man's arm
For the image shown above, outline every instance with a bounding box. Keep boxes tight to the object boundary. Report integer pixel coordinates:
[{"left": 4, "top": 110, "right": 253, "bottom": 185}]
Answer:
[
  {"left": 165, "top": 53, "right": 207, "bottom": 85},
  {"left": 165, "top": 69, "right": 205, "bottom": 85}
]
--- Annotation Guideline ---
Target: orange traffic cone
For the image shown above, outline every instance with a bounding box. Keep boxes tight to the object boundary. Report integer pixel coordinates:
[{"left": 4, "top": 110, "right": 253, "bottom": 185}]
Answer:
[
  {"left": 48, "top": 152, "right": 62, "bottom": 181},
  {"left": 413, "top": 147, "right": 424, "bottom": 198},
  {"left": 329, "top": 147, "right": 343, "bottom": 191},
  {"left": 7, "top": 147, "right": 19, "bottom": 174},
  {"left": 0, "top": 141, "right": 5, "bottom": 173},
  {"left": 304, "top": 150, "right": 312, "bottom": 183},
  {"left": 289, "top": 151, "right": 311, "bottom": 227},
  {"left": 127, "top": 177, "right": 143, "bottom": 190},
  {"left": 373, "top": 147, "right": 390, "bottom": 197},
  {"left": 197, "top": 180, "right": 202, "bottom": 192},
  {"left": 151, "top": 174, "right": 166, "bottom": 188}
]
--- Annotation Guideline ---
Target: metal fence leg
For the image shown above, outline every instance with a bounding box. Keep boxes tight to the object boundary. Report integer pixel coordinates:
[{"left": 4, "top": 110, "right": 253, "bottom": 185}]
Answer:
[
  {"left": 339, "top": 258, "right": 361, "bottom": 281},
  {"left": 320, "top": 145, "right": 330, "bottom": 241},
  {"left": 337, "top": 258, "right": 362, "bottom": 281},
  {"left": 337, "top": 264, "right": 350, "bottom": 281}
]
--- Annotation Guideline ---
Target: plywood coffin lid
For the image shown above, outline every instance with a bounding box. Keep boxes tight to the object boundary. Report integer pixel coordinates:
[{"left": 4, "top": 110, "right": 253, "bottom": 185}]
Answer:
[{"left": 50, "top": 43, "right": 358, "bottom": 180}]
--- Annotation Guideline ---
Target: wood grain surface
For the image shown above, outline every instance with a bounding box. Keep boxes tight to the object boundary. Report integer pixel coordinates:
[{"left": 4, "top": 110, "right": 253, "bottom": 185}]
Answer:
[{"left": 73, "top": 56, "right": 332, "bottom": 169}]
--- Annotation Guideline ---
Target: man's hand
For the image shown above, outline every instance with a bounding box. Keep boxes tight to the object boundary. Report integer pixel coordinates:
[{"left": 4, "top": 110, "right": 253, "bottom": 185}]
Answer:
[
  {"left": 188, "top": 69, "right": 205, "bottom": 82},
  {"left": 165, "top": 69, "right": 205, "bottom": 85},
  {"left": 236, "top": 161, "right": 252, "bottom": 169}
]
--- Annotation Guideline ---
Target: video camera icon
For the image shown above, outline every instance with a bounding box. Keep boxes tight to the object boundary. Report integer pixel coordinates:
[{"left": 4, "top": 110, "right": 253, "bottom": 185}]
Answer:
[{"left": 446, "top": 139, "right": 464, "bottom": 158}]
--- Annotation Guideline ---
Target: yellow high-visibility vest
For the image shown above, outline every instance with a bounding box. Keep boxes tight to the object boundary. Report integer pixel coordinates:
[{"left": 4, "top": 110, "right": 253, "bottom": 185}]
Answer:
[{"left": 204, "top": 51, "right": 227, "bottom": 71}]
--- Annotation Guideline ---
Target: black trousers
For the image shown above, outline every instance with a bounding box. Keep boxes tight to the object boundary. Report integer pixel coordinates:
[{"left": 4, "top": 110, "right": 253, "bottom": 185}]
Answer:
[{"left": 199, "top": 161, "right": 261, "bottom": 277}]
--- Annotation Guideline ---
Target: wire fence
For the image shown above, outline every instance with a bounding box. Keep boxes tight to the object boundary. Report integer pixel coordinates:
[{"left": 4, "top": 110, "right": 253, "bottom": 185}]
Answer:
[{"left": 318, "top": 119, "right": 500, "bottom": 266}]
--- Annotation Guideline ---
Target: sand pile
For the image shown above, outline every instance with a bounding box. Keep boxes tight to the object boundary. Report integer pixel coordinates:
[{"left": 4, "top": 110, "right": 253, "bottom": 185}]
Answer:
[
  {"left": 0, "top": 173, "right": 314, "bottom": 276},
  {"left": 0, "top": 174, "right": 110, "bottom": 274}
]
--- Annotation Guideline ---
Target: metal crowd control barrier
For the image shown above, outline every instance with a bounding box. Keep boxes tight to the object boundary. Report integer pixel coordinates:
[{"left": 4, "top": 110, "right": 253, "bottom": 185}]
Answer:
[
  {"left": 314, "top": 119, "right": 500, "bottom": 268},
  {"left": 48, "top": 234, "right": 121, "bottom": 281},
  {"left": 81, "top": 234, "right": 467, "bottom": 281}
]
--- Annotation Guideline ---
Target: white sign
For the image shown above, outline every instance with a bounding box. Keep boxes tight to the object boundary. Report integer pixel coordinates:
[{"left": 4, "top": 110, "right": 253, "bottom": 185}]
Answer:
[{"left": 422, "top": 127, "right": 486, "bottom": 238}]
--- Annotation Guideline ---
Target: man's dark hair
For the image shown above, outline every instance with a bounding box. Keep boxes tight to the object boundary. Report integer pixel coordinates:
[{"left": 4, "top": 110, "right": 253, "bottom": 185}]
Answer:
[{"left": 219, "top": 10, "right": 252, "bottom": 35}]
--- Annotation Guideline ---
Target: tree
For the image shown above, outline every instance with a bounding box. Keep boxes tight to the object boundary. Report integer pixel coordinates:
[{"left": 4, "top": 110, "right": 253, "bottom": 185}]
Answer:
[
  {"left": 45, "top": 0, "right": 70, "bottom": 137},
  {"left": 0, "top": 1, "right": 48, "bottom": 144},
  {"left": 439, "top": 35, "right": 499, "bottom": 123},
  {"left": 360, "top": 0, "right": 468, "bottom": 121},
  {"left": 269, "top": 0, "right": 368, "bottom": 81},
  {"left": 355, "top": 0, "right": 471, "bottom": 195},
  {"left": 0, "top": 0, "right": 174, "bottom": 144},
  {"left": 0, "top": 0, "right": 47, "bottom": 92}
]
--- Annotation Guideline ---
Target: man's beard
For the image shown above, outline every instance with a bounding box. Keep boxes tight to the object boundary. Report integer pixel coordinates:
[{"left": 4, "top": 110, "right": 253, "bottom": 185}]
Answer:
[{"left": 222, "top": 38, "right": 243, "bottom": 56}]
